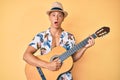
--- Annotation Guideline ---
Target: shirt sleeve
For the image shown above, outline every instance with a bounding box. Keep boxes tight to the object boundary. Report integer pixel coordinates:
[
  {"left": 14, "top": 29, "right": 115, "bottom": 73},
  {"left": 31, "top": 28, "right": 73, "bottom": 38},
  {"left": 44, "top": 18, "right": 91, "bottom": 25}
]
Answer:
[
  {"left": 29, "top": 33, "right": 41, "bottom": 49},
  {"left": 70, "top": 34, "right": 76, "bottom": 48},
  {"left": 62, "top": 32, "right": 76, "bottom": 50}
]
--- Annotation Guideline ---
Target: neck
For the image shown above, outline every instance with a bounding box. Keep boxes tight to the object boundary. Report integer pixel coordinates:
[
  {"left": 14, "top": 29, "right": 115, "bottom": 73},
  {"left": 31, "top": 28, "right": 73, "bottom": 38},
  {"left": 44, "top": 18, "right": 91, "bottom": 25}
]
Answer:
[{"left": 50, "top": 27, "right": 62, "bottom": 37}]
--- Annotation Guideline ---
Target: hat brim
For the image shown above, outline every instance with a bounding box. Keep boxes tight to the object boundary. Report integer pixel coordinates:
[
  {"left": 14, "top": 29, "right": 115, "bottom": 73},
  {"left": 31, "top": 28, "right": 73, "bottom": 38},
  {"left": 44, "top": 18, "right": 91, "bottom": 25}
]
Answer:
[{"left": 46, "top": 10, "right": 68, "bottom": 17}]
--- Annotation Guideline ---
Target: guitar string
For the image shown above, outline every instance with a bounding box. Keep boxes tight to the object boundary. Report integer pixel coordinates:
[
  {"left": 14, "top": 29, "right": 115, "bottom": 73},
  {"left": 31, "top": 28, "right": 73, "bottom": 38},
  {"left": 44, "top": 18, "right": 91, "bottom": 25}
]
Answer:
[{"left": 59, "top": 34, "right": 97, "bottom": 62}]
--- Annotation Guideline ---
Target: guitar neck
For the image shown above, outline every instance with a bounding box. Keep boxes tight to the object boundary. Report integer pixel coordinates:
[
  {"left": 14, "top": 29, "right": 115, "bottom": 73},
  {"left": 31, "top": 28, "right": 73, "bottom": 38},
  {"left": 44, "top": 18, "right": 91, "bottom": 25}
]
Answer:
[{"left": 59, "top": 33, "right": 97, "bottom": 62}]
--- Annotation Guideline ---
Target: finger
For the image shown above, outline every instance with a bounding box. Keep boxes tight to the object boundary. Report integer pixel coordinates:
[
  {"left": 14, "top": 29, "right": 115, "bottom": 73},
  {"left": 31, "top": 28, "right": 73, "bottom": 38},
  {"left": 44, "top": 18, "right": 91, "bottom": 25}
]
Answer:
[
  {"left": 91, "top": 37, "right": 95, "bottom": 45},
  {"left": 53, "top": 58, "right": 59, "bottom": 62},
  {"left": 90, "top": 39, "right": 95, "bottom": 46},
  {"left": 89, "top": 36, "right": 94, "bottom": 40},
  {"left": 54, "top": 58, "right": 61, "bottom": 63},
  {"left": 57, "top": 61, "right": 62, "bottom": 67},
  {"left": 89, "top": 36, "right": 95, "bottom": 44},
  {"left": 58, "top": 59, "right": 62, "bottom": 63},
  {"left": 56, "top": 64, "right": 61, "bottom": 70}
]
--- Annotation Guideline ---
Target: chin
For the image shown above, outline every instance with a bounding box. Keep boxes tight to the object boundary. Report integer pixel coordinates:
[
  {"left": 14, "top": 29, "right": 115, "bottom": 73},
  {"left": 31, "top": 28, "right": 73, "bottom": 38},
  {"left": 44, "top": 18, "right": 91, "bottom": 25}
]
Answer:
[{"left": 53, "top": 25, "right": 60, "bottom": 29}]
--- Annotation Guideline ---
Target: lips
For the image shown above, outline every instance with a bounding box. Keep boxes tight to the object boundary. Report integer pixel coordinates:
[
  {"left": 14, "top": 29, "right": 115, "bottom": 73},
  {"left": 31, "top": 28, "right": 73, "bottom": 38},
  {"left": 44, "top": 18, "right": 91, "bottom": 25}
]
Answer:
[
  {"left": 54, "top": 21, "right": 58, "bottom": 25},
  {"left": 54, "top": 21, "right": 58, "bottom": 24}
]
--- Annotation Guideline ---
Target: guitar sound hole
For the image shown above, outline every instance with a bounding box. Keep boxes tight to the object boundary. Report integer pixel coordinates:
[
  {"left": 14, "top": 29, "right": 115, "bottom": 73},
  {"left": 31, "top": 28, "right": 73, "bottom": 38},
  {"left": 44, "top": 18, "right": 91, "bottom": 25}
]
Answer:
[
  {"left": 53, "top": 57, "right": 58, "bottom": 60},
  {"left": 50, "top": 55, "right": 59, "bottom": 62}
]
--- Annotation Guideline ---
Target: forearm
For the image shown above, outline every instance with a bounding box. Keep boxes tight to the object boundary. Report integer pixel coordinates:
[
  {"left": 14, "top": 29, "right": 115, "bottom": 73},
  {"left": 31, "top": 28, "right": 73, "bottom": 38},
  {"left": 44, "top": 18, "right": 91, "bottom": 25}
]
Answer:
[
  {"left": 72, "top": 36, "right": 95, "bottom": 62},
  {"left": 72, "top": 47, "right": 87, "bottom": 62},
  {"left": 23, "top": 52, "right": 48, "bottom": 68}
]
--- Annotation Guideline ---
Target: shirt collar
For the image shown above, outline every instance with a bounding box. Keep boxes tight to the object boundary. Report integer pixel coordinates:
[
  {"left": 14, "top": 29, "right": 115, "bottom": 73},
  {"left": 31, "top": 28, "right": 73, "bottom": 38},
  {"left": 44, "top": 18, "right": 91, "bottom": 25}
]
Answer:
[{"left": 46, "top": 27, "right": 65, "bottom": 35}]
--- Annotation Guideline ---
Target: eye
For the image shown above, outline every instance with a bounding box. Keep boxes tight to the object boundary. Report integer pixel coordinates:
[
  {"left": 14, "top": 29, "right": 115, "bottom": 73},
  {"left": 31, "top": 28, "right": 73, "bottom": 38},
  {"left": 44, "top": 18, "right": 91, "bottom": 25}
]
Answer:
[
  {"left": 59, "top": 15, "right": 62, "bottom": 17},
  {"left": 50, "top": 13, "right": 55, "bottom": 17},
  {"left": 58, "top": 14, "right": 63, "bottom": 18},
  {"left": 52, "top": 14, "right": 55, "bottom": 16}
]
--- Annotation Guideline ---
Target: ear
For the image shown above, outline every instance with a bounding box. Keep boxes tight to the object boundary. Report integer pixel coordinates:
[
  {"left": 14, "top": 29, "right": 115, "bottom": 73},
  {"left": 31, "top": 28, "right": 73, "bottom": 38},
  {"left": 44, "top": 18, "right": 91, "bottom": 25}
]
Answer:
[
  {"left": 62, "top": 17, "right": 65, "bottom": 22},
  {"left": 48, "top": 15, "right": 51, "bottom": 21}
]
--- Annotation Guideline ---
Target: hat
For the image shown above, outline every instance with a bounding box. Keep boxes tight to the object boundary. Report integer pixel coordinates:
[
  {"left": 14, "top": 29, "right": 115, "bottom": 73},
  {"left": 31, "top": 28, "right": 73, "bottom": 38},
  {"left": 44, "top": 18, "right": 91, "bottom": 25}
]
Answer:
[{"left": 46, "top": 2, "right": 68, "bottom": 17}]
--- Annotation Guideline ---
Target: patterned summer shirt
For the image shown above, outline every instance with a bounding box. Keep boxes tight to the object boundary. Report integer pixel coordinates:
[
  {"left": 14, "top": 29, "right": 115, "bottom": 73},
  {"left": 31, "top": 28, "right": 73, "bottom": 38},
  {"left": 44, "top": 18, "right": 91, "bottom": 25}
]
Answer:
[{"left": 29, "top": 28, "right": 75, "bottom": 80}]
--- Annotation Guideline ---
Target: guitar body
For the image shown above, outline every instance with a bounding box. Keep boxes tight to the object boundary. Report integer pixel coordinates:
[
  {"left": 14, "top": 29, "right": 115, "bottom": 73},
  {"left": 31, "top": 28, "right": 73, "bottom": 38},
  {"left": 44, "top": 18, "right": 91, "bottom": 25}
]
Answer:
[{"left": 25, "top": 46, "right": 73, "bottom": 80}]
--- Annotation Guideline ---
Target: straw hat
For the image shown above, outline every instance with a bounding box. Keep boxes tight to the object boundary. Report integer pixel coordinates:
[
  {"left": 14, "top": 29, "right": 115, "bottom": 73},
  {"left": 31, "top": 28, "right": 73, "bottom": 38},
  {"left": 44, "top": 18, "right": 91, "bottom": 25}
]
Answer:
[{"left": 46, "top": 2, "right": 68, "bottom": 17}]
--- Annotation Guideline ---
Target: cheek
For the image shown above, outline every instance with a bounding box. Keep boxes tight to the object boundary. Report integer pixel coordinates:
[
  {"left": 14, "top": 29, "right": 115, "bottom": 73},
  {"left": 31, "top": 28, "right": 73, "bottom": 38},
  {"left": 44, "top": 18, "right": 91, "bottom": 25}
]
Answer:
[
  {"left": 59, "top": 18, "right": 64, "bottom": 22},
  {"left": 49, "top": 17, "right": 53, "bottom": 22}
]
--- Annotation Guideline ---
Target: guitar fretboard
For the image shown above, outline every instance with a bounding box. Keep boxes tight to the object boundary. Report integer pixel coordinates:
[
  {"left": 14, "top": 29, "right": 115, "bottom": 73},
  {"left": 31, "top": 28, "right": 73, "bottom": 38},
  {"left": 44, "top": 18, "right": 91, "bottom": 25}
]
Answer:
[{"left": 59, "top": 33, "right": 97, "bottom": 62}]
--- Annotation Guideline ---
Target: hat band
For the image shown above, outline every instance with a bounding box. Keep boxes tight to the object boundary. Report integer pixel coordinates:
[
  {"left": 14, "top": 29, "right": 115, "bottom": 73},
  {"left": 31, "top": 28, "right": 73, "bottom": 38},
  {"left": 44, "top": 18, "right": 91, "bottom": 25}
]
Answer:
[{"left": 51, "top": 7, "right": 63, "bottom": 10}]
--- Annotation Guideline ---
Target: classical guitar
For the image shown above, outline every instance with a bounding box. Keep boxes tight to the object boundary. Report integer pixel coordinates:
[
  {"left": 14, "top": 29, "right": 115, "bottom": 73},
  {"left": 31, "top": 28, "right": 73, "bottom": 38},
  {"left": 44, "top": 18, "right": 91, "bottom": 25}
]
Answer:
[{"left": 25, "top": 27, "right": 110, "bottom": 80}]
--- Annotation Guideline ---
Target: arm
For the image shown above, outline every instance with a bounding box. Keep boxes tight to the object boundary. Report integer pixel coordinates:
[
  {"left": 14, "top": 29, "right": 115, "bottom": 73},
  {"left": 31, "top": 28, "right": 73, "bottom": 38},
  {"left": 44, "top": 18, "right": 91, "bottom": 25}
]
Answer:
[
  {"left": 72, "top": 36, "right": 95, "bottom": 62},
  {"left": 23, "top": 46, "right": 61, "bottom": 71}
]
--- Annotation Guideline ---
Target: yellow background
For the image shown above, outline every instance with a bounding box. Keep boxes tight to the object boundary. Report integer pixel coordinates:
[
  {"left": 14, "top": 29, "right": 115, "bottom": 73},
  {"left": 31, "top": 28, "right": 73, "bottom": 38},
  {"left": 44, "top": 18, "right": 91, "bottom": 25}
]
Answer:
[{"left": 0, "top": 0, "right": 120, "bottom": 80}]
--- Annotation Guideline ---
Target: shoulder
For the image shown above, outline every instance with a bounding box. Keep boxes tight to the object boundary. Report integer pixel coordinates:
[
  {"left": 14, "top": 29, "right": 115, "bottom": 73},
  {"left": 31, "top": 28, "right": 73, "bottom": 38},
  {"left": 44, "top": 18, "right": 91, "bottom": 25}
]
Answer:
[
  {"left": 64, "top": 31, "right": 75, "bottom": 37},
  {"left": 62, "top": 31, "right": 72, "bottom": 35},
  {"left": 36, "top": 31, "right": 46, "bottom": 36},
  {"left": 35, "top": 29, "right": 49, "bottom": 38},
  {"left": 61, "top": 31, "right": 75, "bottom": 41}
]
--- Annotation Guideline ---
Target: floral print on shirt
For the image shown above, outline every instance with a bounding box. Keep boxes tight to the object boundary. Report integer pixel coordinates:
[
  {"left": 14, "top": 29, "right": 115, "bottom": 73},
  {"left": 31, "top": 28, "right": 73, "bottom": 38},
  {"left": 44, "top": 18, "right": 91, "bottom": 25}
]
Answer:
[{"left": 29, "top": 28, "right": 75, "bottom": 80}]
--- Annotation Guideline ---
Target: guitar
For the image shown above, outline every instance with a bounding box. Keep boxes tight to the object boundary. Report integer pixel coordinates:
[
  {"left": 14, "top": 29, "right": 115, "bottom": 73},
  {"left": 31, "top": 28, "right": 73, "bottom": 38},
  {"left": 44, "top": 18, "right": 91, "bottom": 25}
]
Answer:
[{"left": 25, "top": 27, "right": 110, "bottom": 80}]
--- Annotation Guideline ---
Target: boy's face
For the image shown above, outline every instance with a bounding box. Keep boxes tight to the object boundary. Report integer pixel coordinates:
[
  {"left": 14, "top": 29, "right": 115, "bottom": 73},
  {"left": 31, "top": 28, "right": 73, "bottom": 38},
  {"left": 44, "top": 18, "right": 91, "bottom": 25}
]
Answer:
[{"left": 49, "top": 11, "right": 64, "bottom": 28}]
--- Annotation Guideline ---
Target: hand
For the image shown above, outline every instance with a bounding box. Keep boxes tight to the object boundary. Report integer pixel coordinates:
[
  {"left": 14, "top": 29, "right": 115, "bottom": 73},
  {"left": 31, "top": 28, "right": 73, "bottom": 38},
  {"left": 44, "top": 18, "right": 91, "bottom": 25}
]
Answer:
[
  {"left": 47, "top": 58, "right": 62, "bottom": 71},
  {"left": 85, "top": 36, "right": 95, "bottom": 48}
]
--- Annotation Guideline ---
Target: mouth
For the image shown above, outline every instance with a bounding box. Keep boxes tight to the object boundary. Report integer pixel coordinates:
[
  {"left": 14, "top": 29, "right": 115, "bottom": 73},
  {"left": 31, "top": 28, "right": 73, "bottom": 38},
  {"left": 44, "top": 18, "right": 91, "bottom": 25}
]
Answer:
[{"left": 54, "top": 21, "right": 58, "bottom": 25}]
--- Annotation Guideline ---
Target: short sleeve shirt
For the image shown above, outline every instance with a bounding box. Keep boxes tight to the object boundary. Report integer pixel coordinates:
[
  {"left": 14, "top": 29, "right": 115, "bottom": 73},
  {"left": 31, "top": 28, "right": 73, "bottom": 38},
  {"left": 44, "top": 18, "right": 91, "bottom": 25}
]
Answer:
[
  {"left": 29, "top": 28, "right": 75, "bottom": 55},
  {"left": 29, "top": 28, "right": 75, "bottom": 79}
]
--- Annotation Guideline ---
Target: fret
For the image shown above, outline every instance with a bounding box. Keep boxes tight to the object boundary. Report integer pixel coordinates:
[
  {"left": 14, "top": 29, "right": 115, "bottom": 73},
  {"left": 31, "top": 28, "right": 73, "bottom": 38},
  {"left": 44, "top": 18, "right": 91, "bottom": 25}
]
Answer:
[
  {"left": 59, "top": 33, "right": 97, "bottom": 62},
  {"left": 74, "top": 45, "right": 78, "bottom": 51}
]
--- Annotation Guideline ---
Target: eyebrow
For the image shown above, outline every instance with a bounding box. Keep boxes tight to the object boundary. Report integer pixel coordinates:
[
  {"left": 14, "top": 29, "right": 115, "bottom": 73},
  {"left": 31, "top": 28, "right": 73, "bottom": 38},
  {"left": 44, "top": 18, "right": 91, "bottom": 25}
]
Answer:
[{"left": 50, "top": 12, "right": 64, "bottom": 16}]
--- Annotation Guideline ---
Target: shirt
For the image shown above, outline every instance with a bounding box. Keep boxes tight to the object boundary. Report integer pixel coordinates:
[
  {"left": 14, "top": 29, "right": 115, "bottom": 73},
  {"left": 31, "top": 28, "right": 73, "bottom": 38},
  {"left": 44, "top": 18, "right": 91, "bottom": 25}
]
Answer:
[
  {"left": 29, "top": 28, "right": 76, "bottom": 55},
  {"left": 29, "top": 28, "right": 76, "bottom": 80}
]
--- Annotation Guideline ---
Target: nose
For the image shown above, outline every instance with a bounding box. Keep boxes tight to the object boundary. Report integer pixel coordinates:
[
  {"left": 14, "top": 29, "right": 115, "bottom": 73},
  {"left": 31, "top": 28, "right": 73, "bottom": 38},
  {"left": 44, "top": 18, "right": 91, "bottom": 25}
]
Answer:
[{"left": 55, "top": 15, "right": 59, "bottom": 20}]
